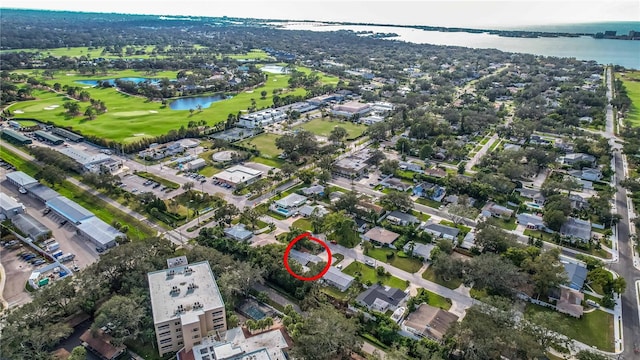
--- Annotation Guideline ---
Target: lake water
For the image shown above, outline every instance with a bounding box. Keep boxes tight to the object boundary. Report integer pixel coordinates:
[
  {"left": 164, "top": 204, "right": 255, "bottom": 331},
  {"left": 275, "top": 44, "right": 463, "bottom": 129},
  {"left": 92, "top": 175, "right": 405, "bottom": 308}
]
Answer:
[
  {"left": 261, "top": 65, "right": 288, "bottom": 74},
  {"left": 76, "top": 77, "right": 160, "bottom": 86},
  {"left": 279, "top": 23, "right": 640, "bottom": 69},
  {"left": 169, "top": 95, "right": 230, "bottom": 110}
]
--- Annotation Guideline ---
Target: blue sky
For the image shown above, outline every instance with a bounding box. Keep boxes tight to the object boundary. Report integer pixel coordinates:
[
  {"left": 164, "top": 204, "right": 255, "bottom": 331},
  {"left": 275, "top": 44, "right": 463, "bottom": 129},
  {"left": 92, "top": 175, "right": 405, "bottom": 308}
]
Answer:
[{"left": 2, "top": 1, "right": 639, "bottom": 28}]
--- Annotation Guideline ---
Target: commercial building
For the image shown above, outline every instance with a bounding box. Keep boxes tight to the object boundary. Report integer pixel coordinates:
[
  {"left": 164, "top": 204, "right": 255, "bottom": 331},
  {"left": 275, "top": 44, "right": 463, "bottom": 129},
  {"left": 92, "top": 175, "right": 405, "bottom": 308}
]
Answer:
[
  {"left": 26, "top": 184, "right": 60, "bottom": 203},
  {"left": 1, "top": 129, "right": 32, "bottom": 145},
  {"left": 179, "top": 327, "right": 289, "bottom": 360},
  {"left": 57, "top": 147, "right": 115, "bottom": 173},
  {"left": 186, "top": 158, "right": 206, "bottom": 171},
  {"left": 148, "top": 258, "right": 226, "bottom": 356},
  {"left": 213, "top": 165, "right": 263, "bottom": 187},
  {"left": 5, "top": 171, "right": 38, "bottom": 189},
  {"left": 332, "top": 148, "right": 373, "bottom": 178},
  {"left": 34, "top": 130, "right": 64, "bottom": 145},
  {"left": 331, "top": 101, "right": 372, "bottom": 118},
  {"left": 12, "top": 213, "right": 50, "bottom": 241},
  {"left": 76, "top": 216, "right": 124, "bottom": 249},
  {"left": 52, "top": 127, "right": 84, "bottom": 142},
  {"left": 46, "top": 196, "right": 94, "bottom": 225},
  {"left": 238, "top": 108, "right": 287, "bottom": 128},
  {"left": 0, "top": 193, "right": 25, "bottom": 219}
]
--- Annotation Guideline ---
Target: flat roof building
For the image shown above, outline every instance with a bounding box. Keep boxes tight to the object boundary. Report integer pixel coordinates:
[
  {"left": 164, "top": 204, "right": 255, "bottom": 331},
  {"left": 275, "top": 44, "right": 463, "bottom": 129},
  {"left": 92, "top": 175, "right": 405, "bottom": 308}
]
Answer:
[
  {"left": 179, "top": 327, "right": 289, "bottom": 360},
  {"left": 331, "top": 101, "right": 372, "bottom": 117},
  {"left": 5, "top": 171, "right": 38, "bottom": 189},
  {"left": 332, "top": 148, "right": 372, "bottom": 178},
  {"left": 34, "top": 130, "right": 64, "bottom": 145},
  {"left": 322, "top": 266, "right": 355, "bottom": 292},
  {"left": 46, "top": 196, "right": 94, "bottom": 225},
  {"left": 57, "top": 147, "right": 111, "bottom": 171},
  {"left": 213, "top": 165, "right": 263, "bottom": 187},
  {"left": 186, "top": 158, "right": 206, "bottom": 171},
  {"left": 12, "top": 213, "right": 50, "bottom": 241},
  {"left": 52, "top": 127, "right": 84, "bottom": 142},
  {"left": 76, "top": 216, "right": 124, "bottom": 249},
  {"left": 0, "top": 193, "right": 24, "bottom": 219},
  {"left": 1, "top": 129, "right": 32, "bottom": 145},
  {"left": 148, "top": 258, "right": 226, "bottom": 356},
  {"left": 27, "top": 184, "right": 60, "bottom": 203}
]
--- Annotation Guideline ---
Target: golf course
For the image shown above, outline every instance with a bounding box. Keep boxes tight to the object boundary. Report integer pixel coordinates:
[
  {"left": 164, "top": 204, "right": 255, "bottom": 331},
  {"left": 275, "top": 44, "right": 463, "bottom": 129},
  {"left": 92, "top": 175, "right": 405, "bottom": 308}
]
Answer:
[{"left": 8, "top": 63, "right": 337, "bottom": 143}]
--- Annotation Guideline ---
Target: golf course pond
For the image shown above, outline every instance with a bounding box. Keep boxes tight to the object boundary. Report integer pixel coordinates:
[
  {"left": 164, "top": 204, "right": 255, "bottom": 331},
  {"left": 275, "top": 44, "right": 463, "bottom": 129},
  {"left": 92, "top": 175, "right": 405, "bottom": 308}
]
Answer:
[
  {"left": 169, "top": 94, "right": 232, "bottom": 110},
  {"left": 75, "top": 77, "right": 161, "bottom": 86}
]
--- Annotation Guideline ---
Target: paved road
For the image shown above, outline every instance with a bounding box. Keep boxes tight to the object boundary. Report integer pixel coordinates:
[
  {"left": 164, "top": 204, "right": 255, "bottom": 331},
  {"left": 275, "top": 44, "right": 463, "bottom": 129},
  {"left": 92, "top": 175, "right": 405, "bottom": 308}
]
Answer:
[{"left": 603, "top": 67, "right": 640, "bottom": 358}]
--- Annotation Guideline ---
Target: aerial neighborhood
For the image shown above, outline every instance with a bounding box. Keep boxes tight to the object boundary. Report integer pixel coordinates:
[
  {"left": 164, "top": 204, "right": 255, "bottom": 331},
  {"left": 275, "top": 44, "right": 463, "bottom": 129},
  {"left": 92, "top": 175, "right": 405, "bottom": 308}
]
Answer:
[{"left": 0, "top": 8, "right": 639, "bottom": 360}]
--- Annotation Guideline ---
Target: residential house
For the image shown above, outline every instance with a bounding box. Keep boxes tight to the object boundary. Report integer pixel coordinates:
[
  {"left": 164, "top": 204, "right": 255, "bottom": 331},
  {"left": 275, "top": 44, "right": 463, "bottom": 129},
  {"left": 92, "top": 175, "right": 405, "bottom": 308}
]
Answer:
[
  {"left": 561, "top": 153, "right": 596, "bottom": 167},
  {"left": 424, "top": 167, "right": 446, "bottom": 178},
  {"left": 270, "top": 193, "right": 307, "bottom": 218},
  {"left": 354, "top": 218, "right": 370, "bottom": 233},
  {"left": 355, "top": 199, "right": 386, "bottom": 220},
  {"left": 386, "top": 211, "right": 419, "bottom": 226},
  {"left": 460, "top": 231, "right": 476, "bottom": 250},
  {"left": 569, "top": 194, "right": 589, "bottom": 210},
  {"left": 301, "top": 185, "right": 325, "bottom": 197},
  {"left": 483, "top": 203, "right": 514, "bottom": 219},
  {"left": 562, "top": 261, "right": 588, "bottom": 290},
  {"left": 323, "top": 266, "right": 355, "bottom": 292},
  {"left": 569, "top": 168, "right": 603, "bottom": 182},
  {"left": 382, "top": 178, "right": 412, "bottom": 192},
  {"left": 403, "top": 304, "right": 459, "bottom": 342},
  {"left": 423, "top": 223, "right": 459, "bottom": 241},
  {"left": 288, "top": 249, "right": 323, "bottom": 266},
  {"left": 529, "top": 135, "right": 551, "bottom": 145},
  {"left": 356, "top": 284, "right": 408, "bottom": 312},
  {"left": 443, "top": 194, "right": 476, "bottom": 207},
  {"left": 516, "top": 213, "right": 546, "bottom": 231},
  {"left": 555, "top": 287, "right": 584, "bottom": 318},
  {"left": 79, "top": 329, "right": 126, "bottom": 360},
  {"left": 403, "top": 242, "right": 435, "bottom": 261},
  {"left": 363, "top": 227, "right": 400, "bottom": 247},
  {"left": 298, "top": 204, "right": 329, "bottom": 218},
  {"left": 517, "top": 188, "right": 546, "bottom": 205},
  {"left": 399, "top": 161, "right": 423, "bottom": 173},
  {"left": 223, "top": 224, "right": 253, "bottom": 241},
  {"left": 560, "top": 217, "right": 592, "bottom": 243},
  {"left": 413, "top": 182, "right": 446, "bottom": 202}
]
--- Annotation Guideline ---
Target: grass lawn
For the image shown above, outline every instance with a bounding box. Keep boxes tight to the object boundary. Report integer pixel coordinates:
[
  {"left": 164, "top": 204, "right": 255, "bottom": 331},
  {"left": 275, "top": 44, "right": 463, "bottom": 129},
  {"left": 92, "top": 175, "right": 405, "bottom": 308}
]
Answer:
[
  {"left": 439, "top": 220, "right": 472, "bottom": 235},
  {"left": 619, "top": 70, "right": 640, "bottom": 127},
  {"left": 198, "top": 166, "right": 222, "bottom": 177},
  {"left": 8, "top": 68, "right": 309, "bottom": 143},
  {"left": 493, "top": 217, "right": 518, "bottom": 230},
  {"left": 56, "top": 181, "right": 156, "bottom": 241},
  {"left": 524, "top": 304, "right": 614, "bottom": 352},
  {"left": 250, "top": 156, "right": 283, "bottom": 168},
  {"left": 237, "top": 133, "right": 282, "bottom": 158},
  {"left": 294, "top": 118, "right": 366, "bottom": 139},
  {"left": 416, "top": 197, "right": 442, "bottom": 209},
  {"left": 14, "top": 120, "right": 40, "bottom": 127},
  {"left": 332, "top": 253, "right": 345, "bottom": 264},
  {"left": 0, "top": 145, "right": 40, "bottom": 176},
  {"left": 292, "top": 218, "right": 313, "bottom": 231},
  {"left": 421, "top": 266, "right": 463, "bottom": 289},
  {"left": 366, "top": 247, "right": 423, "bottom": 273},
  {"left": 343, "top": 261, "right": 408, "bottom": 290},
  {"left": 420, "top": 288, "right": 452, "bottom": 310},
  {"left": 226, "top": 49, "right": 274, "bottom": 60},
  {"left": 411, "top": 210, "right": 431, "bottom": 222},
  {"left": 321, "top": 286, "right": 350, "bottom": 300}
]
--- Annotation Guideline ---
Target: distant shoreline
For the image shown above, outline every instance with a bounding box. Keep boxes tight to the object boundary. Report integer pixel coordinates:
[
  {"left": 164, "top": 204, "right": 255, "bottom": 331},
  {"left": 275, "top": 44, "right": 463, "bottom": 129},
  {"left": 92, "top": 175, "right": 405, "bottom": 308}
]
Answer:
[{"left": 267, "top": 19, "right": 640, "bottom": 41}]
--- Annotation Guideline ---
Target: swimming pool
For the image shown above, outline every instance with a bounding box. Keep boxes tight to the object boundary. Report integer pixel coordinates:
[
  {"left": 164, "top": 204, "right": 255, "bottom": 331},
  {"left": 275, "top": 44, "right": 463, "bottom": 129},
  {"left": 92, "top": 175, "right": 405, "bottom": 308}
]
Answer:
[
  {"left": 525, "top": 202, "right": 543, "bottom": 210},
  {"left": 243, "top": 305, "right": 266, "bottom": 320}
]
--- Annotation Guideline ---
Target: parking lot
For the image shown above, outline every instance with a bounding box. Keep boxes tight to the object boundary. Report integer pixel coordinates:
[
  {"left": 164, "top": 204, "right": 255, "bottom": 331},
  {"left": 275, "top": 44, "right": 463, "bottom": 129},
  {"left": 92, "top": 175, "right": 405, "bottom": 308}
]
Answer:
[
  {"left": 1, "top": 243, "right": 36, "bottom": 307},
  {"left": 119, "top": 173, "right": 177, "bottom": 200},
  {"left": 1, "top": 174, "right": 100, "bottom": 271}
]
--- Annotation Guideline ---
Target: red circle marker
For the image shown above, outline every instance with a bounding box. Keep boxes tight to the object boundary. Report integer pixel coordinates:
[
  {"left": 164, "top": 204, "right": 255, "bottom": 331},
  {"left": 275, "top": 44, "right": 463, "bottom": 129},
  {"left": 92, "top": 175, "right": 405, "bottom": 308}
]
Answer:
[{"left": 283, "top": 232, "right": 332, "bottom": 281}]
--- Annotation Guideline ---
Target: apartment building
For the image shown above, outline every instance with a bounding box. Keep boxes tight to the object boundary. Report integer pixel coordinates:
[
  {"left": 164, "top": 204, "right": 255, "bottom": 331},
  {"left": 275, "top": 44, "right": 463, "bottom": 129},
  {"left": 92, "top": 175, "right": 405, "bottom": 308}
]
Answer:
[{"left": 148, "top": 257, "right": 226, "bottom": 356}]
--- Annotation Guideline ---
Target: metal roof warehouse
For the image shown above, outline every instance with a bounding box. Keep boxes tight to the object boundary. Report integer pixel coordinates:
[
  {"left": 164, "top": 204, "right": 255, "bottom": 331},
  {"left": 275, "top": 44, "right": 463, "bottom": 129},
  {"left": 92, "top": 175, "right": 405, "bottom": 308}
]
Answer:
[{"left": 46, "top": 196, "right": 94, "bottom": 224}]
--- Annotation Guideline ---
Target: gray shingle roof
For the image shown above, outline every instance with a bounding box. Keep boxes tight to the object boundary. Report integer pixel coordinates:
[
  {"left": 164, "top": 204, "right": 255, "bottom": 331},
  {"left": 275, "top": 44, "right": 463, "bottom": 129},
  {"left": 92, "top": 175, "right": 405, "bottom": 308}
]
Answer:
[
  {"left": 356, "top": 284, "right": 406, "bottom": 307},
  {"left": 424, "top": 223, "right": 460, "bottom": 238},
  {"left": 562, "top": 261, "right": 588, "bottom": 290}
]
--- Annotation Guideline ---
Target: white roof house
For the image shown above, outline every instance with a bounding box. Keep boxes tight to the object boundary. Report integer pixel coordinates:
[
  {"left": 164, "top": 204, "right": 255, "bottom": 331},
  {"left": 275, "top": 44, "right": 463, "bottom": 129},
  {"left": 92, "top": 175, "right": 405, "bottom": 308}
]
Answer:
[
  {"left": 274, "top": 193, "right": 307, "bottom": 210},
  {"left": 322, "top": 266, "right": 355, "bottom": 292}
]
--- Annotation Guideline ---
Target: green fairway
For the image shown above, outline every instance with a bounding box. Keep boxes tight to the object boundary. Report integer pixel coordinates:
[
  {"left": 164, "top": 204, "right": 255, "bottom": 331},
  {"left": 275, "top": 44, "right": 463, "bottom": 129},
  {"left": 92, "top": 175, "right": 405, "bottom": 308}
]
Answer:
[
  {"left": 1, "top": 45, "right": 168, "bottom": 59},
  {"left": 7, "top": 68, "right": 313, "bottom": 143},
  {"left": 226, "top": 49, "right": 274, "bottom": 60},
  {"left": 343, "top": 261, "right": 408, "bottom": 290},
  {"left": 294, "top": 118, "right": 367, "bottom": 139},
  {"left": 238, "top": 133, "right": 282, "bottom": 158},
  {"left": 524, "top": 304, "right": 614, "bottom": 351},
  {"left": 620, "top": 71, "right": 640, "bottom": 127}
]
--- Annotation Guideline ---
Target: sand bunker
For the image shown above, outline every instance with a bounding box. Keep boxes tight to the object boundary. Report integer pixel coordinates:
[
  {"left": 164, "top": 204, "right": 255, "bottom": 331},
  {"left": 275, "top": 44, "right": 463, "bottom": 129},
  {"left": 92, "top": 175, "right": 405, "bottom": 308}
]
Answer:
[
  {"left": 149, "top": 110, "right": 158, "bottom": 113},
  {"left": 43, "top": 107, "right": 54, "bottom": 110},
  {"left": 245, "top": 90, "right": 254, "bottom": 93},
  {"left": 13, "top": 110, "right": 24, "bottom": 114},
  {"left": 50, "top": 105, "right": 60, "bottom": 108},
  {"left": 133, "top": 133, "right": 146, "bottom": 137}
]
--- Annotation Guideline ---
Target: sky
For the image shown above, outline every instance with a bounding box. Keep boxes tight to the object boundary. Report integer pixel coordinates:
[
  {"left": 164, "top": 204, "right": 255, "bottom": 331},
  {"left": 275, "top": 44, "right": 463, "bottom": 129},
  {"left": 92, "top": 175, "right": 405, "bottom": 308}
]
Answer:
[{"left": 2, "top": 0, "right": 639, "bottom": 28}]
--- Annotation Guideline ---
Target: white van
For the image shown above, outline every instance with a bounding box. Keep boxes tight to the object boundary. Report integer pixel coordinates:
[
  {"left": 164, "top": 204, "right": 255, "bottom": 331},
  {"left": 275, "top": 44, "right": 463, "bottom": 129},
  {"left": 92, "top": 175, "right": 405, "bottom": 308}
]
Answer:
[{"left": 586, "top": 299, "right": 600, "bottom": 308}]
